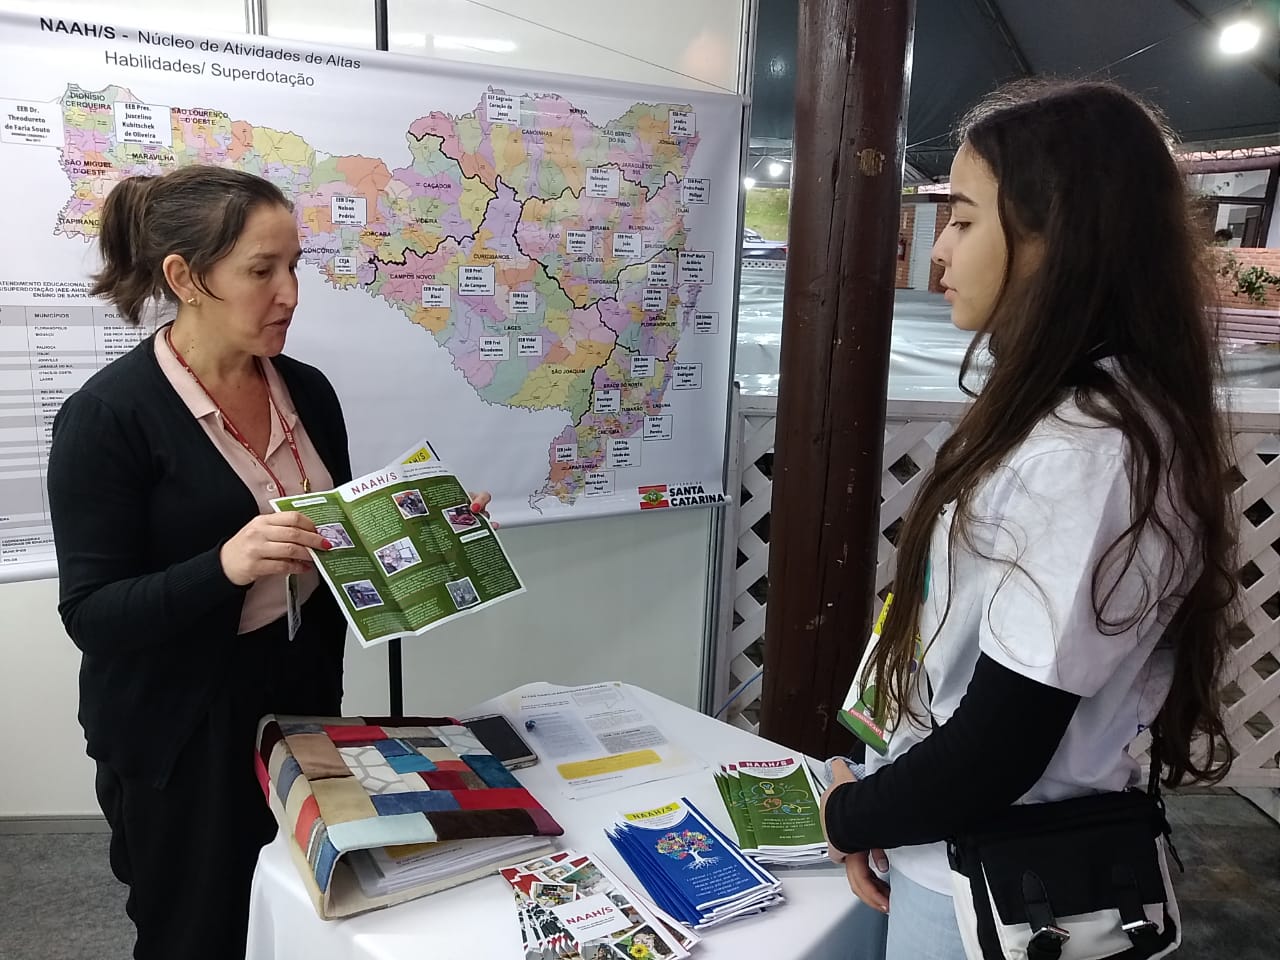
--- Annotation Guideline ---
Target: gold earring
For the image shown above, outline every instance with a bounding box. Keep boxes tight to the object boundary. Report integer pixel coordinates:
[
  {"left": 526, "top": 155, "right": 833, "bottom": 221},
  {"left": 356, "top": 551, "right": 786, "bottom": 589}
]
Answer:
[{"left": 186, "top": 297, "right": 197, "bottom": 306}]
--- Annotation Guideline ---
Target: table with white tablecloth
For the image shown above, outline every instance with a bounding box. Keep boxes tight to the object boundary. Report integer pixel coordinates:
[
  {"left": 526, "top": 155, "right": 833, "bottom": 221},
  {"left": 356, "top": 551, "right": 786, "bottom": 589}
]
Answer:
[{"left": 246, "top": 682, "right": 885, "bottom": 960}]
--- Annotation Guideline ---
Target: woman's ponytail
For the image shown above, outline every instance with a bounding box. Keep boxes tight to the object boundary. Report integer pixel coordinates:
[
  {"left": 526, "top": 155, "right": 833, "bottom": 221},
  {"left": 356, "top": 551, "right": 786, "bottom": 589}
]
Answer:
[{"left": 89, "top": 176, "right": 159, "bottom": 326}]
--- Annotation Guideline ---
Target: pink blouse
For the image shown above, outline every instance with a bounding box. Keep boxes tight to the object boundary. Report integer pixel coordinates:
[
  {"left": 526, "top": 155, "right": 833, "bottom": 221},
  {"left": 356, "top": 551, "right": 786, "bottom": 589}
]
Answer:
[{"left": 155, "top": 334, "right": 334, "bottom": 634}]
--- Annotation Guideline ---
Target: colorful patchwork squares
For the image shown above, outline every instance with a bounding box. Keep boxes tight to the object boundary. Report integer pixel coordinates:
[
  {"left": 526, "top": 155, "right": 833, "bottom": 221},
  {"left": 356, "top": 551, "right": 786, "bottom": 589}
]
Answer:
[
  {"left": 294, "top": 794, "right": 321, "bottom": 850},
  {"left": 258, "top": 721, "right": 284, "bottom": 769},
  {"left": 451, "top": 786, "right": 539, "bottom": 811},
  {"left": 427, "top": 807, "right": 538, "bottom": 842},
  {"left": 326, "top": 812, "right": 439, "bottom": 852},
  {"left": 436, "top": 727, "right": 484, "bottom": 755},
  {"left": 417, "top": 746, "right": 458, "bottom": 762},
  {"left": 463, "top": 753, "right": 521, "bottom": 788},
  {"left": 313, "top": 831, "right": 339, "bottom": 889},
  {"left": 278, "top": 721, "right": 326, "bottom": 736},
  {"left": 325, "top": 724, "right": 390, "bottom": 744},
  {"left": 370, "top": 789, "right": 462, "bottom": 815},
  {"left": 288, "top": 733, "right": 351, "bottom": 780},
  {"left": 337, "top": 746, "right": 416, "bottom": 796},
  {"left": 374, "top": 739, "right": 414, "bottom": 760},
  {"left": 275, "top": 756, "right": 303, "bottom": 807},
  {"left": 311, "top": 776, "right": 378, "bottom": 825},
  {"left": 430, "top": 759, "right": 471, "bottom": 774},
  {"left": 403, "top": 736, "right": 445, "bottom": 748},
  {"left": 255, "top": 713, "right": 564, "bottom": 915},
  {"left": 419, "top": 769, "right": 468, "bottom": 791},
  {"left": 387, "top": 753, "right": 436, "bottom": 775}
]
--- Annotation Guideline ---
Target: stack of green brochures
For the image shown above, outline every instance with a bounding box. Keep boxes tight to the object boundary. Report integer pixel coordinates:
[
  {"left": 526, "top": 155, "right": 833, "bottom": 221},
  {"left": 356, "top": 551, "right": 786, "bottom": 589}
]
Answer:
[{"left": 713, "top": 756, "right": 829, "bottom": 865}]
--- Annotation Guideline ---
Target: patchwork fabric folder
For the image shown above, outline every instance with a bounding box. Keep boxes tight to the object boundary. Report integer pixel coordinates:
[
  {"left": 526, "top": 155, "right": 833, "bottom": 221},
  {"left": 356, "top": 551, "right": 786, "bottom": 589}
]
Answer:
[{"left": 255, "top": 714, "right": 564, "bottom": 919}]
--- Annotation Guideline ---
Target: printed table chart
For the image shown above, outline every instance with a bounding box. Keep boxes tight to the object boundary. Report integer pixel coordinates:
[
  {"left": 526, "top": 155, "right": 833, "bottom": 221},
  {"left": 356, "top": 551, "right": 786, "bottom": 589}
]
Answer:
[{"left": 0, "top": 303, "right": 148, "bottom": 573}]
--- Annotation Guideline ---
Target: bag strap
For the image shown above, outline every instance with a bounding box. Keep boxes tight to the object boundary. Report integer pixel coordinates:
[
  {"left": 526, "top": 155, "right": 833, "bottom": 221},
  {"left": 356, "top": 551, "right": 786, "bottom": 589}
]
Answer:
[
  {"left": 967, "top": 863, "right": 1007, "bottom": 960},
  {"left": 1021, "top": 871, "right": 1070, "bottom": 960},
  {"left": 1111, "top": 863, "right": 1164, "bottom": 953},
  {"left": 1145, "top": 726, "right": 1185, "bottom": 873},
  {"left": 1146, "top": 726, "right": 1163, "bottom": 801},
  {"left": 925, "top": 670, "right": 939, "bottom": 732}
]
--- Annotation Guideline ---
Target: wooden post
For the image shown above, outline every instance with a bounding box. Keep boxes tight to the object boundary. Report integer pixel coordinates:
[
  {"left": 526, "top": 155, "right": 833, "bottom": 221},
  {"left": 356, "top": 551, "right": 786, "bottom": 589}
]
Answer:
[{"left": 760, "top": 0, "right": 915, "bottom": 756}]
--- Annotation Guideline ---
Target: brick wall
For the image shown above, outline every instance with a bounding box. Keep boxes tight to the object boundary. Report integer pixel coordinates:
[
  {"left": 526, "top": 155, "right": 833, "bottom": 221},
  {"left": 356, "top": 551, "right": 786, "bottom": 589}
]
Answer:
[
  {"left": 895, "top": 205, "right": 915, "bottom": 288},
  {"left": 895, "top": 202, "right": 950, "bottom": 291},
  {"left": 1215, "top": 247, "right": 1280, "bottom": 310},
  {"left": 928, "top": 203, "right": 950, "bottom": 293}
]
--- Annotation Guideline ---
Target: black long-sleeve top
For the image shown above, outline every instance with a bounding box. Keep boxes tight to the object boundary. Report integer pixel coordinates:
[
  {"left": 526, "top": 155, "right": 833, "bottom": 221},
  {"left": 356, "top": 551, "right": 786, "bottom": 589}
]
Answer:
[
  {"left": 47, "top": 334, "right": 352, "bottom": 788},
  {"left": 824, "top": 654, "right": 1081, "bottom": 853}
]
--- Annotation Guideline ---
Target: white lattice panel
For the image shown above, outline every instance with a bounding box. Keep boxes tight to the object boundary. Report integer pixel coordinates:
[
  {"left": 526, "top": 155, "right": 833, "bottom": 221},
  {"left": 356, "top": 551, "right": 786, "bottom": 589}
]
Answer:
[
  {"left": 1220, "top": 426, "right": 1280, "bottom": 784},
  {"left": 715, "top": 393, "right": 1280, "bottom": 786},
  {"left": 710, "top": 392, "right": 779, "bottom": 734}
]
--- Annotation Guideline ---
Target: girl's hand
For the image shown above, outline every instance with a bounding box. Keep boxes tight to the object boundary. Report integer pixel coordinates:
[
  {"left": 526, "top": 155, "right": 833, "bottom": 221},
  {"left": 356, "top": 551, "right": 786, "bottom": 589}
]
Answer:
[
  {"left": 820, "top": 758, "right": 890, "bottom": 911},
  {"left": 845, "top": 848, "right": 891, "bottom": 913},
  {"left": 820, "top": 758, "right": 857, "bottom": 863}
]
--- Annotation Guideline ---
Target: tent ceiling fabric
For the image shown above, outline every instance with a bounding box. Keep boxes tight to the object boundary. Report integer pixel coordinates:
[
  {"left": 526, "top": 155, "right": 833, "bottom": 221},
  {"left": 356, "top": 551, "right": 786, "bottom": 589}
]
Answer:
[{"left": 752, "top": 0, "right": 1280, "bottom": 180}]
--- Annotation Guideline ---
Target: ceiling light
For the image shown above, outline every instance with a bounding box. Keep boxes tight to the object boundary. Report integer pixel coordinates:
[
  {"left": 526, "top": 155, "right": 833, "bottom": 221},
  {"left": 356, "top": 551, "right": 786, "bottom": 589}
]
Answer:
[
  {"left": 743, "top": 177, "right": 757, "bottom": 190},
  {"left": 767, "top": 161, "right": 785, "bottom": 178},
  {"left": 1219, "top": 20, "right": 1261, "bottom": 54}
]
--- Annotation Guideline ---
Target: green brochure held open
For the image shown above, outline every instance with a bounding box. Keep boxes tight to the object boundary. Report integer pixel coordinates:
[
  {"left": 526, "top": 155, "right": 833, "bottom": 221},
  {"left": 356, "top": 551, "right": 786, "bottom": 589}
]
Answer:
[
  {"left": 272, "top": 440, "right": 524, "bottom": 647},
  {"left": 837, "top": 594, "right": 895, "bottom": 755}
]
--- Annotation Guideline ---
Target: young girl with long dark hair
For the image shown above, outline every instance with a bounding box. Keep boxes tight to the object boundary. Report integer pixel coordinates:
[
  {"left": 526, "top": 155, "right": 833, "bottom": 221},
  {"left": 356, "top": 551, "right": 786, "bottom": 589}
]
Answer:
[{"left": 820, "top": 80, "right": 1237, "bottom": 960}]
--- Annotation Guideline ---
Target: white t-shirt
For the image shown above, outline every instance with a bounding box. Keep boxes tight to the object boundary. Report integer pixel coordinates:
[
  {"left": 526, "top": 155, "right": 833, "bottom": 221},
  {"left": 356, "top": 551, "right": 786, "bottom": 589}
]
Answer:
[{"left": 865, "top": 397, "right": 1193, "bottom": 895}]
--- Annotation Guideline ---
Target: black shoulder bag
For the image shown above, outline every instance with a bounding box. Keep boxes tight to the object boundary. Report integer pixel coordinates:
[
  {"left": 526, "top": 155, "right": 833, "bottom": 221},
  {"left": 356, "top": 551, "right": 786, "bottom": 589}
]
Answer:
[{"left": 944, "top": 731, "right": 1184, "bottom": 960}]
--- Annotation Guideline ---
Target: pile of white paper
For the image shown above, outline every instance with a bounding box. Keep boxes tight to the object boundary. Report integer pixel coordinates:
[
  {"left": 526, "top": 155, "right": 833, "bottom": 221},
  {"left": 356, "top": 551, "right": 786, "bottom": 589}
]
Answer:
[
  {"left": 607, "top": 798, "right": 785, "bottom": 929},
  {"left": 347, "top": 835, "right": 553, "bottom": 898},
  {"left": 516, "top": 682, "right": 704, "bottom": 799}
]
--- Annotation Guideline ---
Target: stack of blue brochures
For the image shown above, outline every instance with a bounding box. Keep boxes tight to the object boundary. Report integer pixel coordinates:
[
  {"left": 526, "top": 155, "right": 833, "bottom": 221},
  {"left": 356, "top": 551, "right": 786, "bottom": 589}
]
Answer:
[{"left": 606, "top": 797, "right": 784, "bottom": 929}]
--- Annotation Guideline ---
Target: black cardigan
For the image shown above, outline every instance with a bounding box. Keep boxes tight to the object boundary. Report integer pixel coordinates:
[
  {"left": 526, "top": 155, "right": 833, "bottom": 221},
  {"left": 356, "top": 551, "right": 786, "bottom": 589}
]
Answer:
[{"left": 47, "top": 333, "right": 353, "bottom": 788}]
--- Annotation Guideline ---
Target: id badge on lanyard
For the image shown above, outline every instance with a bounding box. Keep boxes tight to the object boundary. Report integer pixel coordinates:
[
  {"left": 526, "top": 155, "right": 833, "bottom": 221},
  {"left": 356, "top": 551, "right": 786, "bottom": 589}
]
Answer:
[{"left": 286, "top": 574, "right": 302, "bottom": 641}]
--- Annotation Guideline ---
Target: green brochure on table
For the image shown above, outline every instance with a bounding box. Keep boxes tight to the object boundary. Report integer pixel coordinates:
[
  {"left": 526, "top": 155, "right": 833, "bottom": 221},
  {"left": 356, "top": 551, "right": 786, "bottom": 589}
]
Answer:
[
  {"left": 271, "top": 440, "right": 524, "bottom": 648},
  {"left": 715, "top": 767, "right": 759, "bottom": 851},
  {"left": 735, "top": 758, "right": 826, "bottom": 850}
]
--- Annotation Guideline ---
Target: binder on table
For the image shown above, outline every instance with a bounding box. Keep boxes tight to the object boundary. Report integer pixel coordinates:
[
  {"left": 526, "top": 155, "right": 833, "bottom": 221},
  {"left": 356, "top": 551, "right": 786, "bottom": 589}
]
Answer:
[{"left": 255, "top": 714, "right": 564, "bottom": 919}]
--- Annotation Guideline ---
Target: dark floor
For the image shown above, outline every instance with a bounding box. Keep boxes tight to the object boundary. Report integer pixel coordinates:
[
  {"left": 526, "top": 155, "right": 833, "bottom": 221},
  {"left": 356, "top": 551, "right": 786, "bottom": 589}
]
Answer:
[
  {"left": 1, "top": 789, "right": 1277, "bottom": 959},
  {"left": 1162, "top": 789, "right": 1280, "bottom": 959},
  {"left": 0, "top": 831, "right": 132, "bottom": 960}
]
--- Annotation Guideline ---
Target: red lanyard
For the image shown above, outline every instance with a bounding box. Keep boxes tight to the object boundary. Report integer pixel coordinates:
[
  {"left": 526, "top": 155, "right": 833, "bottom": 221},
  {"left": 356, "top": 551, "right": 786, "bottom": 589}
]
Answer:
[{"left": 166, "top": 327, "right": 311, "bottom": 495}]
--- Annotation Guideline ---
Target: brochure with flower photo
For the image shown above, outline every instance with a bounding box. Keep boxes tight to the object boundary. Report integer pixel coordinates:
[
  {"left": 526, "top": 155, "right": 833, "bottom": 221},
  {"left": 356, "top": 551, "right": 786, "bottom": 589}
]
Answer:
[{"left": 501, "top": 849, "right": 695, "bottom": 959}]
